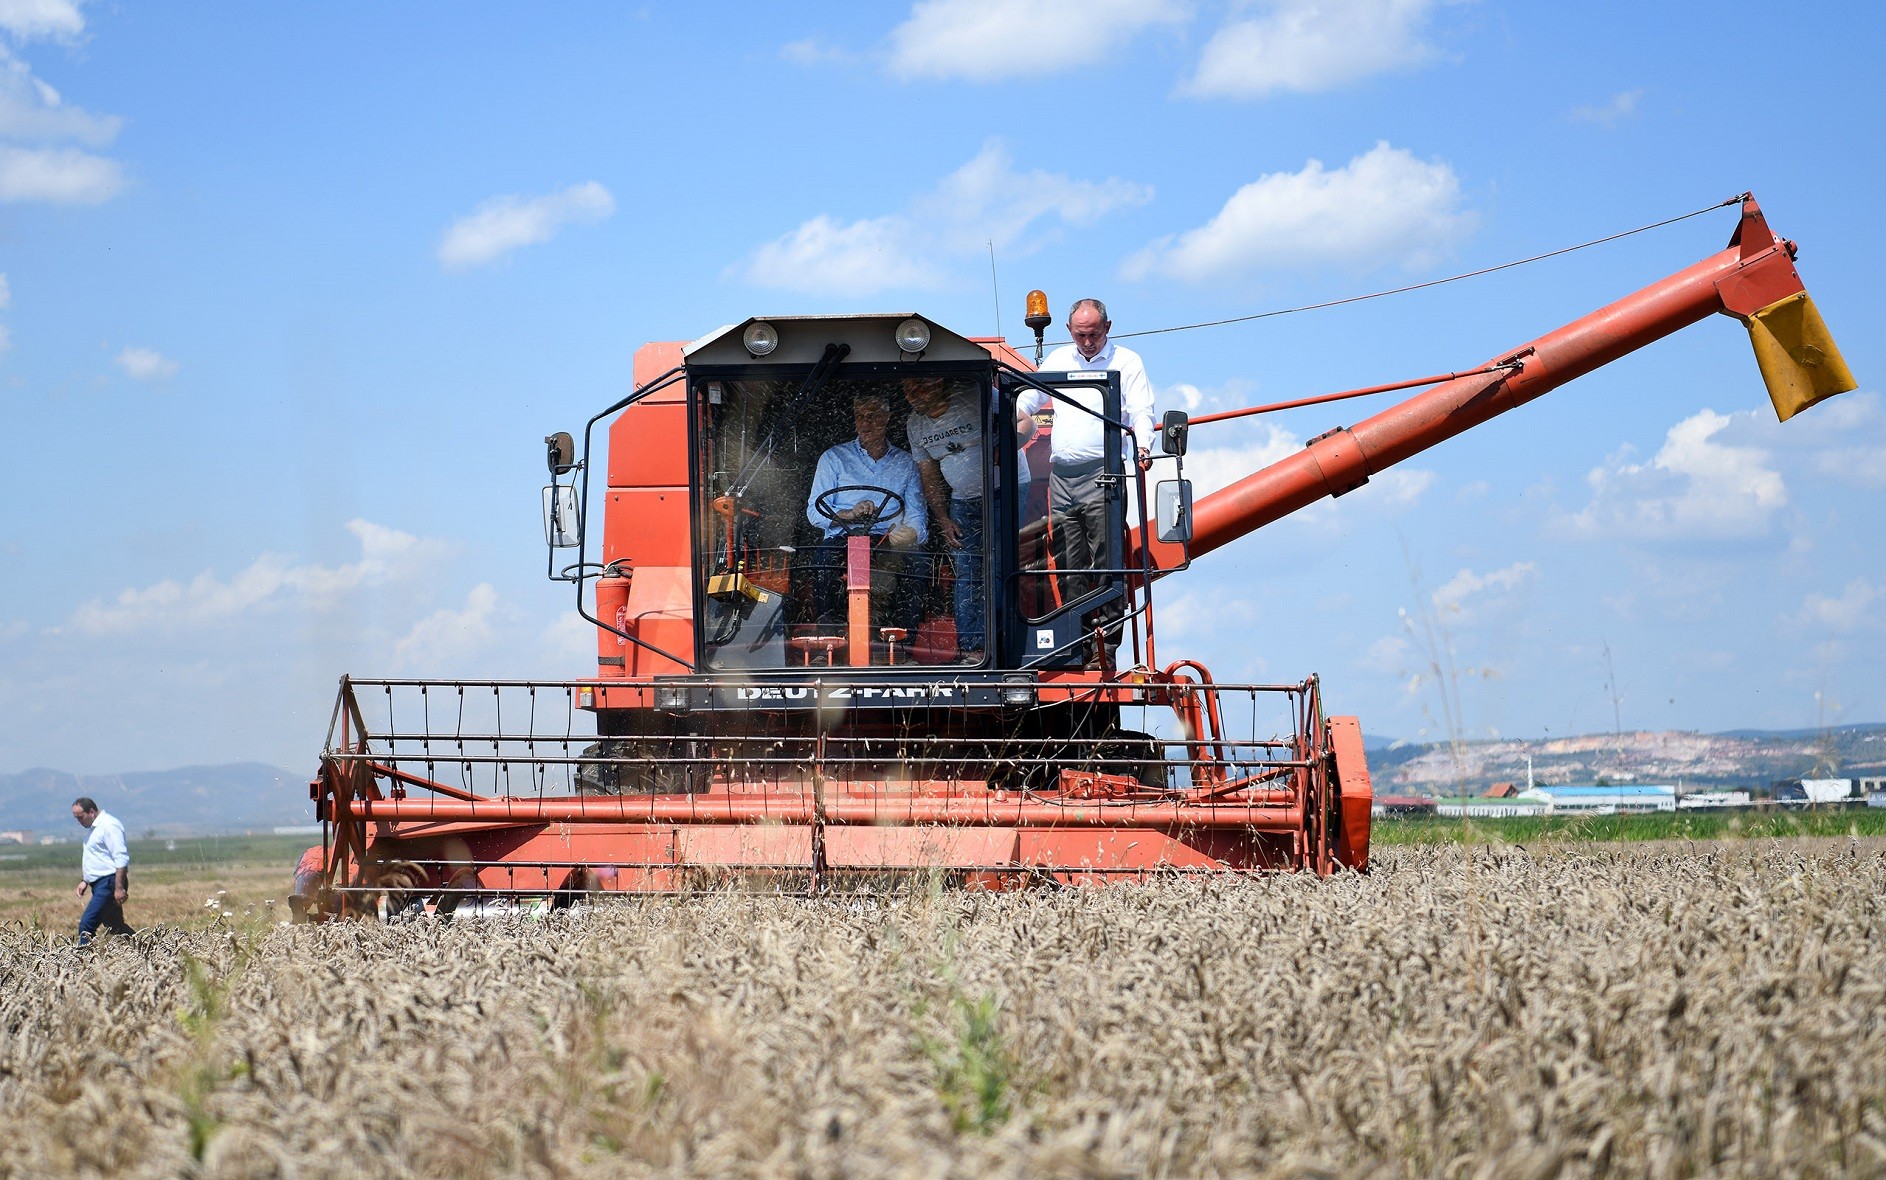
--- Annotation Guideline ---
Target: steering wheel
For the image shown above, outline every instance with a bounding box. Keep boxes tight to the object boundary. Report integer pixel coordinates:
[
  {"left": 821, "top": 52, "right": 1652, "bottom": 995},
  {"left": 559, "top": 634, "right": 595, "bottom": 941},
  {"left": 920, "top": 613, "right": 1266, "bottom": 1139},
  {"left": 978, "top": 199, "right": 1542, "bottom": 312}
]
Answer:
[{"left": 814, "top": 484, "right": 907, "bottom": 536}]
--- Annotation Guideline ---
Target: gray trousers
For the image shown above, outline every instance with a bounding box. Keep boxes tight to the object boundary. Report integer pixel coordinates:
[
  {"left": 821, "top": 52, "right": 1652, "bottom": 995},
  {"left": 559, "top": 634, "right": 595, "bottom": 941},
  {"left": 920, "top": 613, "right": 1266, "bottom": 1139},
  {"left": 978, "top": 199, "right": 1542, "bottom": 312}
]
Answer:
[{"left": 1049, "top": 460, "right": 1110, "bottom": 614}]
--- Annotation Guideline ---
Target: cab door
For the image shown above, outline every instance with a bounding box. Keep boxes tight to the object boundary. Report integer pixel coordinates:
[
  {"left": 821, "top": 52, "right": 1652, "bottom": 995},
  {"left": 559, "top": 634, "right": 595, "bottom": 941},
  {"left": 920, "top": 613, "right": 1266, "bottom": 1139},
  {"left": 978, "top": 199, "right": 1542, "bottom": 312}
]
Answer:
[{"left": 995, "top": 368, "right": 1128, "bottom": 668}]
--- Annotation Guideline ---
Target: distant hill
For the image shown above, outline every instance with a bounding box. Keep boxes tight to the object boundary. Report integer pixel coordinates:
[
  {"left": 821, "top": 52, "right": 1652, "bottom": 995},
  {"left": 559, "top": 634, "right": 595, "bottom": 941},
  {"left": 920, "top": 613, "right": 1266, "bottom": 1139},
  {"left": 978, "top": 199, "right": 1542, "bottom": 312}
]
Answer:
[
  {"left": 0, "top": 764, "right": 311, "bottom": 839},
  {"left": 1366, "top": 723, "right": 1886, "bottom": 796}
]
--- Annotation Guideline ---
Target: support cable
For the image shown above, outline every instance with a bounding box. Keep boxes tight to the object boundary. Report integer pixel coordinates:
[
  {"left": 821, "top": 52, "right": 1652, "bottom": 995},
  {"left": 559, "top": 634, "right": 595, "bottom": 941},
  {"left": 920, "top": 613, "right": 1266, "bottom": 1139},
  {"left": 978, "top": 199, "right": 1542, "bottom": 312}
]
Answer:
[{"left": 1051, "top": 196, "right": 1746, "bottom": 348}]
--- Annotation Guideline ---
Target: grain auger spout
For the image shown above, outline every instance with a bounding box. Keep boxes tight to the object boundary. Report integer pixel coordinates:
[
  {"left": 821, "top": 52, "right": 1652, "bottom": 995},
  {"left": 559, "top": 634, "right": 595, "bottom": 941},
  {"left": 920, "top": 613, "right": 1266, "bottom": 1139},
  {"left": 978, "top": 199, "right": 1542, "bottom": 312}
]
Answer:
[{"left": 1154, "top": 194, "right": 1855, "bottom": 564}]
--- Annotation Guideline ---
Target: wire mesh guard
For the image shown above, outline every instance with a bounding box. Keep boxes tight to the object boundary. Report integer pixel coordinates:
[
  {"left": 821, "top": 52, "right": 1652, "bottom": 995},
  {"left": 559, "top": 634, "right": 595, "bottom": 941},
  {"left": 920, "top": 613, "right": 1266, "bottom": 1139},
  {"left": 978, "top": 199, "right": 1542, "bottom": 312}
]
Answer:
[{"left": 311, "top": 675, "right": 1346, "bottom": 910}]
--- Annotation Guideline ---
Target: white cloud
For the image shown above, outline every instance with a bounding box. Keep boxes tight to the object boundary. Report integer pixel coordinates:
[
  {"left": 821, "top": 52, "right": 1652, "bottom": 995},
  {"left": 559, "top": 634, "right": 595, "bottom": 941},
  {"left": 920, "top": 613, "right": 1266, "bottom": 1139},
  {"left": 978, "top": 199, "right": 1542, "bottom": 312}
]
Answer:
[
  {"left": 115, "top": 345, "right": 177, "bottom": 381},
  {"left": 0, "top": 0, "right": 85, "bottom": 41},
  {"left": 395, "top": 583, "right": 500, "bottom": 669},
  {"left": 1123, "top": 142, "right": 1474, "bottom": 282},
  {"left": 1431, "top": 561, "right": 1536, "bottom": 614},
  {"left": 747, "top": 214, "right": 944, "bottom": 294},
  {"left": 918, "top": 141, "right": 1152, "bottom": 251},
  {"left": 780, "top": 38, "right": 858, "bottom": 66},
  {"left": 70, "top": 520, "right": 451, "bottom": 635},
  {"left": 438, "top": 181, "right": 615, "bottom": 271},
  {"left": 0, "top": 272, "right": 9, "bottom": 308},
  {"left": 744, "top": 140, "right": 1150, "bottom": 295},
  {"left": 0, "top": 142, "right": 120, "bottom": 203},
  {"left": 0, "top": 48, "right": 120, "bottom": 144},
  {"left": 1182, "top": 424, "right": 1301, "bottom": 498},
  {"left": 1791, "top": 580, "right": 1878, "bottom": 632},
  {"left": 1181, "top": 0, "right": 1442, "bottom": 99},
  {"left": 1769, "top": 391, "right": 1886, "bottom": 489},
  {"left": 1162, "top": 382, "right": 1204, "bottom": 412},
  {"left": 886, "top": 0, "right": 1187, "bottom": 82},
  {"left": 540, "top": 610, "right": 596, "bottom": 663},
  {"left": 1571, "top": 89, "right": 1644, "bottom": 128},
  {"left": 1361, "top": 635, "right": 1411, "bottom": 673},
  {"left": 1567, "top": 408, "right": 1787, "bottom": 540},
  {"left": 1367, "top": 467, "right": 1435, "bottom": 509}
]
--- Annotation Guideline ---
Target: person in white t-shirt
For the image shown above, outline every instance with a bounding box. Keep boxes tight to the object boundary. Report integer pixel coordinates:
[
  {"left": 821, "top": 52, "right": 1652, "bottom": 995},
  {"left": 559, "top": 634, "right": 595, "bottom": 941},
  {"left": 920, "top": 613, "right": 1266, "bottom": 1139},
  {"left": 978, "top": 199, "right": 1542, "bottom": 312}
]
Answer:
[
  {"left": 1015, "top": 299, "right": 1156, "bottom": 652},
  {"left": 902, "top": 376, "right": 1033, "bottom": 662}
]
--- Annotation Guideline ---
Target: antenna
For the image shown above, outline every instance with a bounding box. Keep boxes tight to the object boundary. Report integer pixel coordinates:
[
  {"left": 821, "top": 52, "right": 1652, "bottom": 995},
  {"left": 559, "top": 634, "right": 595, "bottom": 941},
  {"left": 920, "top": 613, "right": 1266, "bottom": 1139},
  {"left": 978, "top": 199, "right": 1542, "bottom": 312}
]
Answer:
[
  {"left": 1602, "top": 640, "right": 1623, "bottom": 744},
  {"left": 987, "top": 241, "right": 1002, "bottom": 340}
]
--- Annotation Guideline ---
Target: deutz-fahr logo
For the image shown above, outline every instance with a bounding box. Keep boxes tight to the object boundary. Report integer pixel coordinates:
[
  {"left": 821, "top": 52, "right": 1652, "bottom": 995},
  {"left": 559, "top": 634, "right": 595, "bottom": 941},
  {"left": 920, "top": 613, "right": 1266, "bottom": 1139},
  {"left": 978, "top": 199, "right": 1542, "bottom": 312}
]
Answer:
[{"left": 732, "top": 684, "right": 959, "bottom": 702}]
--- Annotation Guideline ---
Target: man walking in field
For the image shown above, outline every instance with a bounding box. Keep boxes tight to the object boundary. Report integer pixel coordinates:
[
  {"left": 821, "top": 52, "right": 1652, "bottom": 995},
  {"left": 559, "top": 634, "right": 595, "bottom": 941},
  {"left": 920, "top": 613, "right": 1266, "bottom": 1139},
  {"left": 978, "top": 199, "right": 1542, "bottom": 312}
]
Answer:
[{"left": 71, "top": 796, "right": 133, "bottom": 945}]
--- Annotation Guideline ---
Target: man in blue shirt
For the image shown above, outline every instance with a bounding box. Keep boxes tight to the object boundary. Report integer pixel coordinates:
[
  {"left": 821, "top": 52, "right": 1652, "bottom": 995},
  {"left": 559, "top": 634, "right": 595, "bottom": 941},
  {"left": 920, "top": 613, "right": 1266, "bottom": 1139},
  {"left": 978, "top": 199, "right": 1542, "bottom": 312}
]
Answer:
[
  {"left": 71, "top": 796, "right": 133, "bottom": 945},
  {"left": 805, "top": 393, "right": 931, "bottom": 651}
]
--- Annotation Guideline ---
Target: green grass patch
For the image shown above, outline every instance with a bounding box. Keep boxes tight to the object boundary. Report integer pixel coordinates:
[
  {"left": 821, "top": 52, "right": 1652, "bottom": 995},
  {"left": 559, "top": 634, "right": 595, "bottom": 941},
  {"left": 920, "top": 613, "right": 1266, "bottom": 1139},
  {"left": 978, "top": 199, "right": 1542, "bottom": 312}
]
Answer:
[{"left": 1374, "top": 806, "right": 1886, "bottom": 846}]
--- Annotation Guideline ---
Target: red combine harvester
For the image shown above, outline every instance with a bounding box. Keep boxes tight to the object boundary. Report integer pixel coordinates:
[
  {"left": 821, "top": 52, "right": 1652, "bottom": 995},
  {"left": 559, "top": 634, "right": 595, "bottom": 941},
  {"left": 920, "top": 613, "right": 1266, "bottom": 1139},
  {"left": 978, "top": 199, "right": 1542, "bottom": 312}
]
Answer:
[{"left": 302, "top": 196, "right": 1850, "bottom": 916}]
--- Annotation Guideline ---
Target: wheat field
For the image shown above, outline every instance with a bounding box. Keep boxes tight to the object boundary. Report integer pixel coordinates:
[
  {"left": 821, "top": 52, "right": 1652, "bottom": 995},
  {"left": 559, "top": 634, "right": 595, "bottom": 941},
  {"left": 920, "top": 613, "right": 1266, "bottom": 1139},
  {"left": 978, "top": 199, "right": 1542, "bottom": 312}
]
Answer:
[{"left": 4, "top": 841, "right": 1884, "bottom": 1178}]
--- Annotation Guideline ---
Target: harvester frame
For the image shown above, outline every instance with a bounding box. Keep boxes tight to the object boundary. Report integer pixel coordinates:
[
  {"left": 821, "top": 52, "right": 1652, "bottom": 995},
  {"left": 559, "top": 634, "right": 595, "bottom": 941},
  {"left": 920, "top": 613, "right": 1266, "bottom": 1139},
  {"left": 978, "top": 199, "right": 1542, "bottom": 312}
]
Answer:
[{"left": 302, "top": 195, "right": 1850, "bottom": 918}]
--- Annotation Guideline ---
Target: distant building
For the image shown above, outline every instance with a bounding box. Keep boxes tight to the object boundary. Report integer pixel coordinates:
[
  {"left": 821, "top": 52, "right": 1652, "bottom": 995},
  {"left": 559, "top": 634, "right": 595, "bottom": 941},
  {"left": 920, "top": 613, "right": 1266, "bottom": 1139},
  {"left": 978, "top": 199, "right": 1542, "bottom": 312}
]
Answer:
[
  {"left": 1373, "top": 796, "right": 1437, "bottom": 818},
  {"left": 0, "top": 830, "right": 32, "bottom": 845},
  {"left": 1773, "top": 778, "right": 1858, "bottom": 805},
  {"left": 1537, "top": 785, "right": 1676, "bottom": 814},
  {"left": 1859, "top": 776, "right": 1886, "bottom": 794},
  {"left": 1434, "top": 796, "right": 1552, "bottom": 819},
  {"left": 1482, "top": 782, "right": 1519, "bottom": 798},
  {"left": 1677, "top": 791, "right": 1753, "bottom": 809}
]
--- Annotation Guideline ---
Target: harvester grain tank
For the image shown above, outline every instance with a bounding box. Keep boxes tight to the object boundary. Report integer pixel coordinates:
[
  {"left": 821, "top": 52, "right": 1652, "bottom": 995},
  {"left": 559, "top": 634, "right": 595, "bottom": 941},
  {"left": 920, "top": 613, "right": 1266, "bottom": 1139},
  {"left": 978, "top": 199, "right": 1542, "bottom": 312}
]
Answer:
[{"left": 302, "top": 196, "right": 1852, "bottom": 916}]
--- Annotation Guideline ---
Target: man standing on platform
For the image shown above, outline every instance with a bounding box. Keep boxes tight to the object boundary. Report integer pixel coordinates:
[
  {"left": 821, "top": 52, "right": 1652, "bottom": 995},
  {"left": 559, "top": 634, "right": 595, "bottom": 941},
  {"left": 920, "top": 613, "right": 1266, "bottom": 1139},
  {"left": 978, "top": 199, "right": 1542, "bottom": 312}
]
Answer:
[
  {"left": 1018, "top": 298, "right": 1157, "bottom": 651},
  {"left": 71, "top": 796, "right": 133, "bottom": 945}
]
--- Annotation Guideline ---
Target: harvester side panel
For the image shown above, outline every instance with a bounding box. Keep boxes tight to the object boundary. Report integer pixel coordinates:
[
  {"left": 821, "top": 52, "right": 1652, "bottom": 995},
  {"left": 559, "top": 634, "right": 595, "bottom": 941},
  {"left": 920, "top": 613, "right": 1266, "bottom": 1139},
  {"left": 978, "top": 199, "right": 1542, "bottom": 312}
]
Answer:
[
  {"left": 599, "top": 341, "right": 695, "bottom": 678},
  {"left": 1328, "top": 715, "right": 1373, "bottom": 870}
]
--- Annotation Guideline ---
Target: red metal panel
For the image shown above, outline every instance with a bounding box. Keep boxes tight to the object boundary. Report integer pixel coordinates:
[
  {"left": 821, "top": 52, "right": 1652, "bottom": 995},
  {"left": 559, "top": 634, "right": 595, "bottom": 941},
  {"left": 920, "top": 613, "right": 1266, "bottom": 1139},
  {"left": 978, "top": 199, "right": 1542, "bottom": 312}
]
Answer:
[
  {"left": 826, "top": 826, "right": 1019, "bottom": 869},
  {"left": 608, "top": 400, "right": 692, "bottom": 488},
  {"left": 631, "top": 342, "right": 688, "bottom": 401},
  {"left": 1327, "top": 715, "right": 1373, "bottom": 870},
  {"left": 603, "top": 491, "right": 691, "bottom": 567},
  {"left": 1017, "top": 828, "right": 1223, "bottom": 872},
  {"left": 676, "top": 825, "right": 811, "bottom": 867}
]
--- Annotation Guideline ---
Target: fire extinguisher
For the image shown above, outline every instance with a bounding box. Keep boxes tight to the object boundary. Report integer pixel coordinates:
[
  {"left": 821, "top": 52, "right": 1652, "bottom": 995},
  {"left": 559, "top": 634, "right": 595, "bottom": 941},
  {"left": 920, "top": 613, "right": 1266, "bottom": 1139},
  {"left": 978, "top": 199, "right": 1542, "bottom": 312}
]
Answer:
[{"left": 594, "top": 563, "right": 633, "bottom": 679}]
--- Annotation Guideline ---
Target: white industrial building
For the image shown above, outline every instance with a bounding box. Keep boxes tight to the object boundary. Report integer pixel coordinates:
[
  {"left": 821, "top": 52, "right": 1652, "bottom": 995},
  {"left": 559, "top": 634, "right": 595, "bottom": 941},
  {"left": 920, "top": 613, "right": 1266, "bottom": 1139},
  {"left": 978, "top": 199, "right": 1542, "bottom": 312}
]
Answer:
[{"left": 1536, "top": 785, "right": 1677, "bottom": 814}]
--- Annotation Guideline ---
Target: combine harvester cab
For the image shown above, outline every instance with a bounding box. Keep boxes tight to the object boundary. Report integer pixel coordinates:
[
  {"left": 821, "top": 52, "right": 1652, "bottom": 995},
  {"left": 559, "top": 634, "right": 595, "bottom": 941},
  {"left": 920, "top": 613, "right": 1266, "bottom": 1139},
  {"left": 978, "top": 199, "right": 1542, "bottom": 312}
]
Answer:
[{"left": 303, "top": 196, "right": 1851, "bottom": 917}]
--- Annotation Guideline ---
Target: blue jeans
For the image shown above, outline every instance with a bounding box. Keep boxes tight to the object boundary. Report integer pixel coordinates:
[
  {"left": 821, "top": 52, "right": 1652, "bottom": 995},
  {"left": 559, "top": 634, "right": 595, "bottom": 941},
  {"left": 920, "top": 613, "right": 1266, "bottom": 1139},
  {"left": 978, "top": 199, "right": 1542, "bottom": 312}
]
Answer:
[
  {"left": 79, "top": 874, "right": 133, "bottom": 945},
  {"left": 950, "top": 498, "right": 985, "bottom": 652}
]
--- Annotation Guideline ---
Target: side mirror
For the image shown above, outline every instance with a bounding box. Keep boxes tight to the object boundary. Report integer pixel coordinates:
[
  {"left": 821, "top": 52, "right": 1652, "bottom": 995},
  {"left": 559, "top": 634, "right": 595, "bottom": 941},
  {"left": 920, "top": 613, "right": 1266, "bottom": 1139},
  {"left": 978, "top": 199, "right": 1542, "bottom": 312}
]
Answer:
[
  {"left": 1155, "top": 479, "right": 1193, "bottom": 545},
  {"left": 1159, "top": 410, "right": 1189, "bottom": 457},
  {"left": 545, "top": 432, "right": 576, "bottom": 476},
  {"left": 542, "top": 485, "right": 581, "bottom": 548}
]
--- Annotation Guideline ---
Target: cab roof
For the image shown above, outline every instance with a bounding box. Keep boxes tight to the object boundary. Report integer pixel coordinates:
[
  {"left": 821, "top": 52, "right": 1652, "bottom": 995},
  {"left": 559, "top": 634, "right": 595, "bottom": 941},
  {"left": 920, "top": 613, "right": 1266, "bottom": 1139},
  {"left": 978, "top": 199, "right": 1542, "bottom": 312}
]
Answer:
[{"left": 683, "top": 314, "right": 993, "bottom": 366}]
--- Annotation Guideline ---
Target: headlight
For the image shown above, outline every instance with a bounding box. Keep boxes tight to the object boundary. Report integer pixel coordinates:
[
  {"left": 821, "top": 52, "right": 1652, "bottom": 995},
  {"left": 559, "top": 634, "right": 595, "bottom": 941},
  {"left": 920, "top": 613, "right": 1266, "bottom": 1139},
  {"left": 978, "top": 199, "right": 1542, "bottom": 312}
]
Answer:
[
  {"left": 895, "top": 318, "right": 931, "bottom": 354},
  {"left": 1000, "top": 675, "right": 1034, "bottom": 706},
  {"left": 742, "top": 321, "right": 779, "bottom": 356},
  {"left": 654, "top": 684, "right": 690, "bottom": 711}
]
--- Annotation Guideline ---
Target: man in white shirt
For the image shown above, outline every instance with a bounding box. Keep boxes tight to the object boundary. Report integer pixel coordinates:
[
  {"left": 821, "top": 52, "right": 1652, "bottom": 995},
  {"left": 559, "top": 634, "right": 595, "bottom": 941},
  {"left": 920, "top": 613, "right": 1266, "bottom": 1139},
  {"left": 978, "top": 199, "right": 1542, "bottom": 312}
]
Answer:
[
  {"left": 903, "top": 375, "right": 1034, "bottom": 662},
  {"left": 1016, "top": 299, "right": 1156, "bottom": 646},
  {"left": 71, "top": 796, "right": 133, "bottom": 945},
  {"left": 805, "top": 393, "right": 931, "bottom": 644}
]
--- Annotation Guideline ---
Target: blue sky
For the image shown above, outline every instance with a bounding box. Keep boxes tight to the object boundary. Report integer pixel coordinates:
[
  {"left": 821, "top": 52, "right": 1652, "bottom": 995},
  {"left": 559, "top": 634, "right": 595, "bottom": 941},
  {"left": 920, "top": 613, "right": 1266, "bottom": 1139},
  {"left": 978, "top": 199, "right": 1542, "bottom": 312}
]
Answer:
[{"left": 1, "top": 0, "right": 1880, "bottom": 774}]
